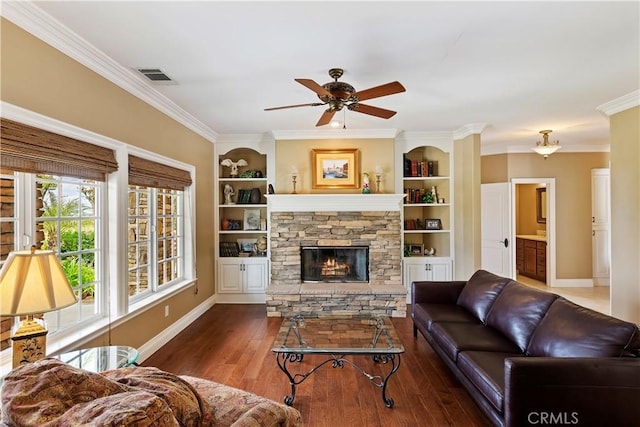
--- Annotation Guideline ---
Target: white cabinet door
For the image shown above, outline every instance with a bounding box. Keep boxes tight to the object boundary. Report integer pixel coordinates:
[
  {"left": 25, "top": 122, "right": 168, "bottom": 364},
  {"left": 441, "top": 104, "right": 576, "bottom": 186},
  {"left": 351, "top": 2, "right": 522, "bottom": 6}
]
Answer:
[
  {"left": 404, "top": 261, "right": 429, "bottom": 287},
  {"left": 217, "top": 258, "right": 268, "bottom": 294},
  {"left": 403, "top": 257, "right": 452, "bottom": 302},
  {"left": 429, "top": 261, "right": 452, "bottom": 281},
  {"left": 244, "top": 259, "right": 268, "bottom": 293},
  {"left": 218, "top": 259, "right": 243, "bottom": 293}
]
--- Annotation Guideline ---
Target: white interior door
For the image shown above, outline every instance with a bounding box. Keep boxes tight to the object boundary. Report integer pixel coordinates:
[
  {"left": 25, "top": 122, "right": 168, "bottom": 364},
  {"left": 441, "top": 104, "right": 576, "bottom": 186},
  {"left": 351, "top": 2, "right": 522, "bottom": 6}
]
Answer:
[{"left": 481, "top": 183, "right": 513, "bottom": 277}]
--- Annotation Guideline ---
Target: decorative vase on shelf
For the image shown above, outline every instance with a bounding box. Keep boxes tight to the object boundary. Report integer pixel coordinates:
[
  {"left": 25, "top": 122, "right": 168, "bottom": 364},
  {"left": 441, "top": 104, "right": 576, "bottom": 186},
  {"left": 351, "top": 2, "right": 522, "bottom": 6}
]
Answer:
[
  {"left": 362, "top": 172, "right": 371, "bottom": 194},
  {"left": 250, "top": 188, "right": 262, "bottom": 204}
]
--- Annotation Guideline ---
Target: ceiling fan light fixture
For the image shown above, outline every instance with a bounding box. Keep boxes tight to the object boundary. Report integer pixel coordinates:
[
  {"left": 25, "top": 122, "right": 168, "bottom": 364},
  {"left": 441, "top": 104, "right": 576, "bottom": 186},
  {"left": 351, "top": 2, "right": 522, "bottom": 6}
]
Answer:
[{"left": 533, "top": 129, "right": 561, "bottom": 159}]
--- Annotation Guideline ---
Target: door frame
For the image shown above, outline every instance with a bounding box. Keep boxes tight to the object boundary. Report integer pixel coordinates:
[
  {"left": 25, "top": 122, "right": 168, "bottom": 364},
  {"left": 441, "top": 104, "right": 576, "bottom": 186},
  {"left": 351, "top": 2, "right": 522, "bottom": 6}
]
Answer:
[{"left": 511, "top": 178, "right": 556, "bottom": 286}]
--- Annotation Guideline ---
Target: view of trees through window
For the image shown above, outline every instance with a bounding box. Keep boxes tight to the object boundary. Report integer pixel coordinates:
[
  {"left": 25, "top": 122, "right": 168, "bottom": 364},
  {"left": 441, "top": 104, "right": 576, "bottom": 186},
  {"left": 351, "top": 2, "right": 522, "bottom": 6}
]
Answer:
[{"left": 36, "top": 175, "right": 101, "bottom": 332}]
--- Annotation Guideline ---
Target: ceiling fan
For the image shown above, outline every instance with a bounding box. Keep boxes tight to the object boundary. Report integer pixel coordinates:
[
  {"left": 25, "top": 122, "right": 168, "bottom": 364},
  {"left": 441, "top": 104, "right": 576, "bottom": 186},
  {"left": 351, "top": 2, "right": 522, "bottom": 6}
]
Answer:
[{"left": 264, "top": 68, "right": 406, "bottom": 127}]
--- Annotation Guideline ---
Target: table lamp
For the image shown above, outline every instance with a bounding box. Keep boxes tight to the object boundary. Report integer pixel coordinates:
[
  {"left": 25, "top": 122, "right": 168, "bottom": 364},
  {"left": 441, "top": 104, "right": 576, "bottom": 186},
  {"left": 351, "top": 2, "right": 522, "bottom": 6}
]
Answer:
[{"left": 0, "top": 246, "right": 78, "bottom": 368}]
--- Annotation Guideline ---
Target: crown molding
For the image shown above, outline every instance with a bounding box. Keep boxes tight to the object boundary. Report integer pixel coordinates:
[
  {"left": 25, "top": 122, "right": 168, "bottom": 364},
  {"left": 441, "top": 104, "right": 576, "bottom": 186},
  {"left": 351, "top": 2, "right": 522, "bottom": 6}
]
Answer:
[
  {"left": 453, "top": 123, "right": 488, "bottom": 139},
  {"left": 270, "top": 128, "right": 400, "bottom": 140},
  {"left": 1, "top": 1, "right": 218, "bottom": 144},
  {"left": 596, "top": 90, "right": 640, "bottom": 117}
]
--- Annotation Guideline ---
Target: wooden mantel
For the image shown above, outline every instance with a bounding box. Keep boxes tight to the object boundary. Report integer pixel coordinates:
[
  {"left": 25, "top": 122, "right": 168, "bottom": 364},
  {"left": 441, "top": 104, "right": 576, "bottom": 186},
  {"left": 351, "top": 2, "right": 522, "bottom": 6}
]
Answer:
[{"left": 265, "top": 194, "right": 405, "bottom": 212}]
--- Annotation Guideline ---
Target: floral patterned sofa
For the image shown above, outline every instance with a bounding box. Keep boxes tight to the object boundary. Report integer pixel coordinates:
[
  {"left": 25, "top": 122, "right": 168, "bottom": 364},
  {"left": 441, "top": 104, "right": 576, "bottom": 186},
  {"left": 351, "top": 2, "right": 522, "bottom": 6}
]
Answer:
[{"left": 0, "top": 358, "right": 302, "bottom": 427}]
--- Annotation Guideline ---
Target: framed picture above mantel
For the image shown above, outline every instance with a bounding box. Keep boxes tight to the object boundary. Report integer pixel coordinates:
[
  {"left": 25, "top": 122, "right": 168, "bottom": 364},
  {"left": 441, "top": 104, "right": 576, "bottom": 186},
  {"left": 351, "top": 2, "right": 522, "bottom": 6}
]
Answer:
[{"left": 311, "top": 148, "right": 360, "bottom": 189}]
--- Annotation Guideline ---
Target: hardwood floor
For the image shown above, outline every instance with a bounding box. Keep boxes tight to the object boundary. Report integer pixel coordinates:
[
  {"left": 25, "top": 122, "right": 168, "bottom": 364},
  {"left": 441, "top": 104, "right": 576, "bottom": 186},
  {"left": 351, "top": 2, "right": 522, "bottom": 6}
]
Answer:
[{"left": 143, "top": 304, "right": 491, "bottom": 427}]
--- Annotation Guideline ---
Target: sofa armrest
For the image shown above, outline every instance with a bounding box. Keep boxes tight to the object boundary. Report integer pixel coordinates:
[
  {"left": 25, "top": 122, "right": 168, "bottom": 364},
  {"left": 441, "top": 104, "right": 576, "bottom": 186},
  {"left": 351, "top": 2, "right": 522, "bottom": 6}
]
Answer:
[
  {"left": 411, "top": 280, "right": 467, "bottom": 305},
  {"left": 504, "top": 357, "right": 640, "bottom": 427}
]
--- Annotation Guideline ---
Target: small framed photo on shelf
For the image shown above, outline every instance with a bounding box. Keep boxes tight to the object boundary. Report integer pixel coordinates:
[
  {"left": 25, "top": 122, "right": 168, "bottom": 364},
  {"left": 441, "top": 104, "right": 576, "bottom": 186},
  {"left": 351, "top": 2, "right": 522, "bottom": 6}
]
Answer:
[
  {"left": 243, "top": 209, "right": 261, "bottom": 230},
  {"left": 237, "top": 238, "right": 257, "bottom": 254},
  {"left": 424, "top": 218, "right": 443, "bottom": 230},
  {"left": 409, "top": 244, "right": 424, "bottom": 256}
]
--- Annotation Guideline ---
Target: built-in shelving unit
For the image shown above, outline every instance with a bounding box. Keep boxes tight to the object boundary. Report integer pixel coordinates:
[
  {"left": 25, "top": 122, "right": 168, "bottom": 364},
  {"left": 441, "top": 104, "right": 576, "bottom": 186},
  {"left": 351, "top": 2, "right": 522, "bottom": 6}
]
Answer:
[
  {"left": 215, "top": 138, "right": 275, "bottom": 302},
  {"left": 395, "top": 132, "right": 455, "bottom": 298}
]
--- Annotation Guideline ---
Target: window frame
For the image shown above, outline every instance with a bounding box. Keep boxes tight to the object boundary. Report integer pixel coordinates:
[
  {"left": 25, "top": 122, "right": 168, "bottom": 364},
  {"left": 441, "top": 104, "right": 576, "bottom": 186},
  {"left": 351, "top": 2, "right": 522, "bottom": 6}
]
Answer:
[{"left": 0, "top": 104, "right": 197, "bottom": 374}]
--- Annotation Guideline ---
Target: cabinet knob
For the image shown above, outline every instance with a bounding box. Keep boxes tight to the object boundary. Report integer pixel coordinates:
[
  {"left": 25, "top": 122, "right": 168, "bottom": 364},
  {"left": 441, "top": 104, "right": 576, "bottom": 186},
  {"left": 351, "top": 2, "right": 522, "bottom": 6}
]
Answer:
[
  {"left": 502, "top": 238, "right": 509, "bottom": 248},
  {"left": 592, "top": 216, "right": 595, "bottom": 223}
]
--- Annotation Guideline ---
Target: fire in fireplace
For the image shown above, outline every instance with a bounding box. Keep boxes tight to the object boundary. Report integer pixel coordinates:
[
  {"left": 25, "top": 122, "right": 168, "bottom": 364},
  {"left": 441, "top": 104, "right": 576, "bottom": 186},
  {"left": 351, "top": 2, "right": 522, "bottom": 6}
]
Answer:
[{"left": 300, "top": 246, "right": 369, "bottom": 283}]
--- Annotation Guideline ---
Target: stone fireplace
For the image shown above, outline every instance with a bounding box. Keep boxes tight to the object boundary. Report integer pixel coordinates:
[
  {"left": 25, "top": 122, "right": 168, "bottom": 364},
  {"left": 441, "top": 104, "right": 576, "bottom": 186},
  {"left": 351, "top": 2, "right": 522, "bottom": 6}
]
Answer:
[
  {"left": 265, "top": 194, "right": 406, "bottom": 318},
  {"left": 301, "top": 246, "right": 369, "bottom": 283}
]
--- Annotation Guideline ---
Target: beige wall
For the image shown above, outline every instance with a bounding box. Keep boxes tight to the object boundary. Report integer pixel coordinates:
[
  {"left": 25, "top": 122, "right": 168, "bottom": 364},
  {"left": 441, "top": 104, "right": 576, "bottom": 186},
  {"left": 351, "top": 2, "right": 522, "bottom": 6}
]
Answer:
[
  {"left": 480, "top": 153, "right": 509, "bottom": 183},
  {"left": 516, "top": 184, "right": 546, "bottom": 235},
  {"left": 275, "top": 138, "right": 395, "bottom": 194},
  {"left": 481, "top": 152, "right": 609, "bottom": 279},
  {"left": 609, "top": 105, "right": 640, "bottom": 323},
  {"left": 454, "top": 134, "right": 482, "bottom": 280},
  {"left": 1, "top": 19, "right": 216, "bottom": 350}
]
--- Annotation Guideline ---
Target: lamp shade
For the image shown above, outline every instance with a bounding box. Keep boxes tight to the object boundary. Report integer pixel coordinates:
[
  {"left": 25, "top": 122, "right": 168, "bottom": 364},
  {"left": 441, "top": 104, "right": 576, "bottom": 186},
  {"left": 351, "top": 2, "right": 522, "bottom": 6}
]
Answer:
[{"left": 0, "top": 248, "right": 78, "bottom": 316}]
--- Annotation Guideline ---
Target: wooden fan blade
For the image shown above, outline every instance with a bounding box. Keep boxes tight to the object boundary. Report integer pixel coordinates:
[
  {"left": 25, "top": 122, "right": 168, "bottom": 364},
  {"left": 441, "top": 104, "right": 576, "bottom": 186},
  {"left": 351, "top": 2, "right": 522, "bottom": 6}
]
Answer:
[
  {"left": 348, "top": 103, "right": 397, "bottom": 119},
  {"left": 352, "top": 81, "right": 406, "bottom": 102},
  {"left": 295, "top": 78, "right": 333, "bottom": 98},
  {"left": 264, "top": 102, "right": 324, "bottom": 111},
  {"left": 316, "top": 110, "right": 336, "bottom": 127}
]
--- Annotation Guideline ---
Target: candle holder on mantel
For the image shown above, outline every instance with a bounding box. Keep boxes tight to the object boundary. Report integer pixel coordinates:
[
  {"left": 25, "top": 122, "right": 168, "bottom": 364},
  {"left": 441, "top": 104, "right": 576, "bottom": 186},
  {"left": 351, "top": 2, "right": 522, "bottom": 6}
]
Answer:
[
  {"left": 290, "top": 166, "right": 298, "bottom": 194},
  {"left": 374, "top": 165, "right": 383, "bottom": 193}
]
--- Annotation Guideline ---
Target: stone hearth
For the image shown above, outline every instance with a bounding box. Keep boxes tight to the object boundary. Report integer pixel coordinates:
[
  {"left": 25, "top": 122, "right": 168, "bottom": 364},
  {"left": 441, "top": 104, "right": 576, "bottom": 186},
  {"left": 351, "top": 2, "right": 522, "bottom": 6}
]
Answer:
[{"left": 265, "top": 194, "right": 406, "bottom": 318}]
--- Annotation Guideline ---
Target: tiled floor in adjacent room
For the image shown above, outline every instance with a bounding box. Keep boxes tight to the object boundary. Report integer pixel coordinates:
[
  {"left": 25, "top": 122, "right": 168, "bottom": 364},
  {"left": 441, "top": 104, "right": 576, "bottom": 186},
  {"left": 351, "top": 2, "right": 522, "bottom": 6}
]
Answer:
[{"left": 517, "top": 274, "right": 610, "bottom": 315}]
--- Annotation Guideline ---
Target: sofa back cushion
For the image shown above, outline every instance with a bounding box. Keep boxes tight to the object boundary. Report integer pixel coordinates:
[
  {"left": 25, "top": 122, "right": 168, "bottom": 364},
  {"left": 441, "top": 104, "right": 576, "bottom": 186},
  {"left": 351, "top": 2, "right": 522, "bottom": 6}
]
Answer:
[
  {"left": 485, "top": 281, "right": 558, "bottom": 351},
  {"left": 527, "top": 298, "right": 640, "bottom": 357},
  {"left": 456, "top": 270, "right": 510, "bottom": 322}
]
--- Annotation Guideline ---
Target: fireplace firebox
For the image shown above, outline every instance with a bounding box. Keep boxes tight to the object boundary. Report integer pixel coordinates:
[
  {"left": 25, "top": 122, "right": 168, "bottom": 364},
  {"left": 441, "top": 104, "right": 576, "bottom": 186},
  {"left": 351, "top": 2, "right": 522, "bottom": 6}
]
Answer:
[{"left": 300, "top": 246, "right": 369, "bottom": 283}]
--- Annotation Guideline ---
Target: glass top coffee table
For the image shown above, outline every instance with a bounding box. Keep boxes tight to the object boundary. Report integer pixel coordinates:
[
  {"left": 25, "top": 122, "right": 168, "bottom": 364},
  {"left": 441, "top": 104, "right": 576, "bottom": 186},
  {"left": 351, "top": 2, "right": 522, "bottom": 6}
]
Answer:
[
  {"left": 271, "top": 315, "right": 404, "bottom": 408},
  {"left": 53, "top": 345, "right": 139, "bottom": 372}
]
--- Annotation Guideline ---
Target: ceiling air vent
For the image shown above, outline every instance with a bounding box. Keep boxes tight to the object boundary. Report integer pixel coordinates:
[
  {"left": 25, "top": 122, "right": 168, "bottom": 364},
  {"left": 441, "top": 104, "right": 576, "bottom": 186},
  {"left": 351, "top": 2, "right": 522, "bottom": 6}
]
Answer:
[{"left": 137, "top": 68, "right": 175, "bottom": 83}]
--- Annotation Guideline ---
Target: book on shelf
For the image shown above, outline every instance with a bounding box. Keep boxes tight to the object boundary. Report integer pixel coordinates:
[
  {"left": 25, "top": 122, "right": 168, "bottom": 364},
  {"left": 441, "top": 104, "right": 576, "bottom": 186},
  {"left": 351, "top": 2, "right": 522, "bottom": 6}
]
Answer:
[{"left": 219, "top": 241, "right": 240, "bottom": 257}]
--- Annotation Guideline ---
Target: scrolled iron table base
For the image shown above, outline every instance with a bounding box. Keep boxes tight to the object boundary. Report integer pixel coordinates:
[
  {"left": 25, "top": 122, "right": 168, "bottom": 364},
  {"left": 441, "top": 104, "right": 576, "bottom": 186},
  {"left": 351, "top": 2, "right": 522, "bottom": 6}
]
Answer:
[{"left": 275, "top": 351, "right": 401, "bottom": 408}]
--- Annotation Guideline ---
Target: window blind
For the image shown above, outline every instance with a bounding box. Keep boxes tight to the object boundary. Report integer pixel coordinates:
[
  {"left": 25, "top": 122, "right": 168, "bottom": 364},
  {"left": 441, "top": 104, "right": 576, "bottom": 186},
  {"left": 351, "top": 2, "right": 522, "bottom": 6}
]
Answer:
[
  {"left": 128, "top": 155, "right": 192, "bottom": 190},
  {"left": 0, "top": 118, "right": 118, "bottom": 181}
]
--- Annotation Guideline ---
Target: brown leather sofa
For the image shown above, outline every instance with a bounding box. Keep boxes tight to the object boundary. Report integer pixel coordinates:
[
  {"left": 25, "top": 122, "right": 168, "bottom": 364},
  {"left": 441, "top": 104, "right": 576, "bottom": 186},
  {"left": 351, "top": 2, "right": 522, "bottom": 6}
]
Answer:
[{"left": 411, "top": 270, "right": 640, "bottom": 427}]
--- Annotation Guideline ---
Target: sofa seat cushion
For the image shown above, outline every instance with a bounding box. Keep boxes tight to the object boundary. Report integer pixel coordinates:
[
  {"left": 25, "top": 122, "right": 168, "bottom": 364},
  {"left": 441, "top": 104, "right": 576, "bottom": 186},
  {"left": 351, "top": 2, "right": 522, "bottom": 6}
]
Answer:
[
  {"left": 104, "top": 366, "right": 211, "bottom": 426},
  {"left": 182, "top": 376, "right": 303, "bottom": 427},
  {"left": 458, "top": 351, "right": 522, "bottom": 414},
  {"left": 430, "top": 322, "right": 522, "bottom": 362},
  {"left": 485, "top": 281, "right": 558, "bottom": 352},
  {"left": 456, "top": 270, "right": 510, "bottom": 322},
  {"left": 54, "top": 390, "right": 180, "bottom": 426},
  {"left": 413, "top": 303, "right": 478, "bottom": 332},
  {"left": 527, "top": 298, "right": 640, "bottom": 357}
]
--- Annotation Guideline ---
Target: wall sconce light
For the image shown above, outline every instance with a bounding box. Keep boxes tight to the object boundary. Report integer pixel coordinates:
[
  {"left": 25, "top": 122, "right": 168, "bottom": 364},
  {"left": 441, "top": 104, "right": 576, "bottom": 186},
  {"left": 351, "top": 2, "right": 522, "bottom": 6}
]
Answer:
[
  {"left": 532, "top": 130, "right": 562, "bottom": 159},
  {"left": 290, "top": 165, "right": 298, "bottom": 194},
  {"left": 0, "top": 246, "right": 78, "bottom": 368}
]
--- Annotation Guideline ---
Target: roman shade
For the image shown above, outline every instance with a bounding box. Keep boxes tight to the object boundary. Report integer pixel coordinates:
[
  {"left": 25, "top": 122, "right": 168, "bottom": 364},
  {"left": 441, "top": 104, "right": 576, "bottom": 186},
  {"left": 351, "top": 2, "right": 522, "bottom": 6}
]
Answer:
[
  {"left": 128, "top": 155, "right": 192, "bottom": 190},
  {"left": 0, "top": 118, "right": 118, "bottom": 181}
]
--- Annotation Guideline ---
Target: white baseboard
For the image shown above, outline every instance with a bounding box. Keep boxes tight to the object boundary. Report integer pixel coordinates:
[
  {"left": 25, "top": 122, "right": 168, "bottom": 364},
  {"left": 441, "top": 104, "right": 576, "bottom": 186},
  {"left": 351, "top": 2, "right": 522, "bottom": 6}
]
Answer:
[
  {"left": 136, "top": 295, "right": 216, "bottom": 363},
  {"left": 214, "top": 293, "right": 266, "bottom": 304},
  {"left": 550, "top": 278, "right": 594, "bottom": 288}
]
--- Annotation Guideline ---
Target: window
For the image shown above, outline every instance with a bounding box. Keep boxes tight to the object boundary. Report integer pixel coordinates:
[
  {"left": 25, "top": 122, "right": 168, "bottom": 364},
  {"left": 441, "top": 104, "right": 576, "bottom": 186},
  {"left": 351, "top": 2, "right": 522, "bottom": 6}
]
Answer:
[
  {"left": 128, "top": 185, "right": 184, "bottom": 301},
  {"left": 35, "top": 174, "right": 103, "bottom": 333},
  {"left": 0, "top": 172, "right": 105, "bottom": 339},
  {"left": 0, "top": 112, "right": 195, "bottom": 367},
  {"left": 0, "top": 169, "right": 19, "bottom": 351}
]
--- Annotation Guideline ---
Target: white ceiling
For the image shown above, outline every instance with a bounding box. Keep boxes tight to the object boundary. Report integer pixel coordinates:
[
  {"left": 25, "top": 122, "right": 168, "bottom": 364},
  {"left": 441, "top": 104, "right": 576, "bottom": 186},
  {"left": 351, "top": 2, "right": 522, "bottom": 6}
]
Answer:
[{"left": 12, "top": 1, "right": 640, "bottom": 152}]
